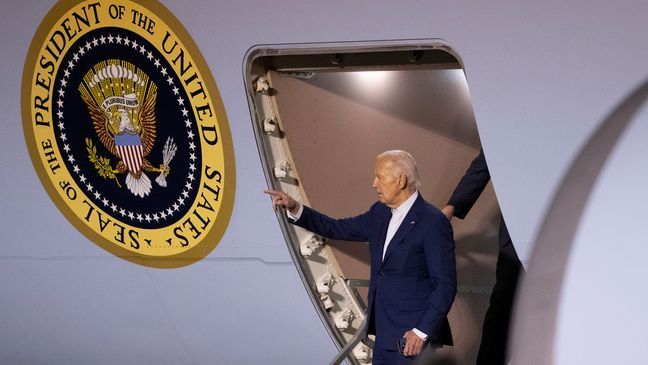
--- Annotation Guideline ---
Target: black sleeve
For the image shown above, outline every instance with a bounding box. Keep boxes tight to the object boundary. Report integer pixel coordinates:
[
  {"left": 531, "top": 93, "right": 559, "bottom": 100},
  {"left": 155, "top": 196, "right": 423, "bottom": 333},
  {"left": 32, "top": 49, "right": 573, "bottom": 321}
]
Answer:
[{"left": 447, "top": 148, "right": 491, "bottom": 219}]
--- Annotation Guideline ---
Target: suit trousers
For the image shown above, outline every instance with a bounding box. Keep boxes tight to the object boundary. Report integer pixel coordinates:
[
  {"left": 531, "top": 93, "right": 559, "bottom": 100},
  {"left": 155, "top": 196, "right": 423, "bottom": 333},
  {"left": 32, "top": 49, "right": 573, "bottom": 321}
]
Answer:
[{"left": 476, "top": 241, "right": 522, "bottom": 365}]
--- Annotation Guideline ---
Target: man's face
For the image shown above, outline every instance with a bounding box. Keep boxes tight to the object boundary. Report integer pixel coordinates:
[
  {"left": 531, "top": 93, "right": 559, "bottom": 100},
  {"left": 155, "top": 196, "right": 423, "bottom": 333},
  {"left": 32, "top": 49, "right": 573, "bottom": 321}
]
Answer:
[{"left": 372, "top": 158, "right": 405, "bottom": 208}]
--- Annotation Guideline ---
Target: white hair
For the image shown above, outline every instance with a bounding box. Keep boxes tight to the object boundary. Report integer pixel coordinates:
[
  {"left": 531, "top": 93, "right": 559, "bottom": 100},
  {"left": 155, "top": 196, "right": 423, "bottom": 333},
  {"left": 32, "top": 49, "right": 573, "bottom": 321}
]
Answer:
[{"left": 377, "top": 150, "right": 421, "bottom": 192}]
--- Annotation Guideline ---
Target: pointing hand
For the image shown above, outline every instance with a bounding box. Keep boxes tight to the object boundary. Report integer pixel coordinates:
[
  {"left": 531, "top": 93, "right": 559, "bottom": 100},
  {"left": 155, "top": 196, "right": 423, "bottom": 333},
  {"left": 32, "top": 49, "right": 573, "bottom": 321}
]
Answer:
[{"left": 264, "top": 189, "right": 300, "bottom": 214}]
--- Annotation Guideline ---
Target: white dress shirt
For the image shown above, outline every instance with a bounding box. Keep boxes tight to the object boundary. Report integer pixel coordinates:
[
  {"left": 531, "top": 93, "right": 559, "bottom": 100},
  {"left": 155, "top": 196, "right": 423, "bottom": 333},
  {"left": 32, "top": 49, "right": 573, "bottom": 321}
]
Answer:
[
  {"left": 383, "top": 191, "right": 418, "bottom": 260},
  {"left": 382, "top": 192, "right": 428, "bottom": 340}
]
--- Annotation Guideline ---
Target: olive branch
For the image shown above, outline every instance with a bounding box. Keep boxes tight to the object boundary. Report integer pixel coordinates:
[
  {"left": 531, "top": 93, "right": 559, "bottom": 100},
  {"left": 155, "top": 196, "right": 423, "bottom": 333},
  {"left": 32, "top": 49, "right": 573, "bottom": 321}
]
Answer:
[{"left": 85, "top": 138, "right": 122, "bottom": 188}]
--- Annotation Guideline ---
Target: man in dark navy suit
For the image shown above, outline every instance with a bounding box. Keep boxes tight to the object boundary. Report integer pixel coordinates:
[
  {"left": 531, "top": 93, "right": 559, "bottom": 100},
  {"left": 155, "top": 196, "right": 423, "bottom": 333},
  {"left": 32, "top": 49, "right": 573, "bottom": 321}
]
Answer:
[
  {"left": 266, "top": 150, "right": 456, "bottom": 365},
  {"left": 441, "top": 148, "right": 523, "bottom": 365}
]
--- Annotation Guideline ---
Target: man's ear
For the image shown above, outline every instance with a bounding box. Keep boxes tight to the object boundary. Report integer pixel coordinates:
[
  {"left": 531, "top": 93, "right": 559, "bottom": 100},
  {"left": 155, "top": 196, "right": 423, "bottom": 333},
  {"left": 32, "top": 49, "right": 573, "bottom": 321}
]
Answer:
[{"left": 398, "top": 175, "right": 408, "bottom": 190}]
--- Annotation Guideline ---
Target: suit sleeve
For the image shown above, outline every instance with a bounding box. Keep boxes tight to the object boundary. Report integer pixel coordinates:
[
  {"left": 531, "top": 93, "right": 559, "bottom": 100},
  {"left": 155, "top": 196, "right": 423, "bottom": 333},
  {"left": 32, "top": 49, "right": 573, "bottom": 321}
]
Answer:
[
  {"left": 415, "top": 212, "right": 457, "bottom": 338},
  {"left": 290, "top": 205, "right": 372, "bottom": 242},
  {"left": 447, "top": 148, "right": 491, "bottom": 219}
]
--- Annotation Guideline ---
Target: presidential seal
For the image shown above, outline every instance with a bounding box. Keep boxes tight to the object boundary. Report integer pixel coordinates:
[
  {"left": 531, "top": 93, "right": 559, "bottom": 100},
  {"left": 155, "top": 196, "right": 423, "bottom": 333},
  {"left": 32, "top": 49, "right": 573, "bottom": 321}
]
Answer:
[{"left": 22, "top": 0, "right": 235, "bottom": 267}]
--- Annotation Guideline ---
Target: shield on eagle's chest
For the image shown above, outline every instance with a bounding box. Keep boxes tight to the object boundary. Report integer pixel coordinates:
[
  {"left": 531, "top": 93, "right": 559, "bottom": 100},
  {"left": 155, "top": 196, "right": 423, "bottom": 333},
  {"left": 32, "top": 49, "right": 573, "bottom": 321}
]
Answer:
[{"left": 115, "top": 133, "right": 144, "bottom": 174}]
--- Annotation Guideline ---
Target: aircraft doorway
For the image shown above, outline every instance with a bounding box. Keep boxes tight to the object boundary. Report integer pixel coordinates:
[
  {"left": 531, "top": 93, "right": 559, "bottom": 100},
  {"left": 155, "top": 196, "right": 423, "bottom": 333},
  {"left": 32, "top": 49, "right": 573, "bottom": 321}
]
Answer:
[{"left": 245, "top": 41, "right": 501, "bottom": 364}]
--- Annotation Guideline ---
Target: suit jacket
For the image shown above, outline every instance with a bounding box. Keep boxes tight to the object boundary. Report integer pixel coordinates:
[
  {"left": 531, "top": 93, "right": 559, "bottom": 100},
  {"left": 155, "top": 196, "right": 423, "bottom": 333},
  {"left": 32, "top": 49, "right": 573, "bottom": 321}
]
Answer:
[
  {"left": 292, "top": 193, "right": 456, "bottom": 349},
  {"left": 447, "top": 148, "right": 513, "bottom": 248}
]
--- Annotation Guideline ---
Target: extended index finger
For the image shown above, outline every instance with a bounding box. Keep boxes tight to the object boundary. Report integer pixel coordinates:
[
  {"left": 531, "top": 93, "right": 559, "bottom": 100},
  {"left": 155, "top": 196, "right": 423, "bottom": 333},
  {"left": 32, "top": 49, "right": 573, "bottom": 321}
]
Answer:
[{"left": 263, "top": 189, "right": 283, "bottom": 197}]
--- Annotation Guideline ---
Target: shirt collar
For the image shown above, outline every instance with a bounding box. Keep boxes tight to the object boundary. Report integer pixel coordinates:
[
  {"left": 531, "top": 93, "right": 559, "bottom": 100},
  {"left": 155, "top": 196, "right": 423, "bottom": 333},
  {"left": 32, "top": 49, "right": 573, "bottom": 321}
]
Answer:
[{"left": 391, "top": 191, "right": 418, "bottom": 217}]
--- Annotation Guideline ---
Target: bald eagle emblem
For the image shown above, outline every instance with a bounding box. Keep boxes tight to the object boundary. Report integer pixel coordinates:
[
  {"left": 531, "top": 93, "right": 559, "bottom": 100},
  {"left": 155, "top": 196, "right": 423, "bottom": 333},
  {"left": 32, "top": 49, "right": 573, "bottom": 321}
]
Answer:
[{"left": 78, "top": 60, "right": 176, "bottom": 197}]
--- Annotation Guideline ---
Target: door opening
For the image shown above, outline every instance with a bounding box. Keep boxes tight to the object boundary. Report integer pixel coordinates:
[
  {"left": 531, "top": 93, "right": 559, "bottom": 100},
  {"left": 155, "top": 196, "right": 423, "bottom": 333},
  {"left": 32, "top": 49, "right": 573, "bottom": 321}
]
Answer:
[{"left": 245, "top": 40, "right": 501, "bottom": 364}]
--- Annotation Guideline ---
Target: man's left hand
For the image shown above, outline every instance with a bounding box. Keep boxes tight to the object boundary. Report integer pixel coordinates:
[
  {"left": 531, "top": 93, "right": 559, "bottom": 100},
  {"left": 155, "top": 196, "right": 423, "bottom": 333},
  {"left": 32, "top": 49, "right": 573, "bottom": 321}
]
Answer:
[{"left": 402, "top": 330, "right": 426, "bottom": 357}]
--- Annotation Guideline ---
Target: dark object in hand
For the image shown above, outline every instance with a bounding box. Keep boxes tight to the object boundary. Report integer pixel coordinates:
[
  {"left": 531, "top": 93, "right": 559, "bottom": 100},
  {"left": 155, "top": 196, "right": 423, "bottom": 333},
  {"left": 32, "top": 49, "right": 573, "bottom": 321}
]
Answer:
[{"left": 398, "top": 337, "right": 406, "bottom": 354}]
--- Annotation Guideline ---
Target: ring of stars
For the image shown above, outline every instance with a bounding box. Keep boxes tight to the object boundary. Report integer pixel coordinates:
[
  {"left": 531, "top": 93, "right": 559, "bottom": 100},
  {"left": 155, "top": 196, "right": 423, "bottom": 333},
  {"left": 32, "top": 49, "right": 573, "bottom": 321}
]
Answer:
[{"left": 55, "top": 32, "right": 199, "bottom": 225}]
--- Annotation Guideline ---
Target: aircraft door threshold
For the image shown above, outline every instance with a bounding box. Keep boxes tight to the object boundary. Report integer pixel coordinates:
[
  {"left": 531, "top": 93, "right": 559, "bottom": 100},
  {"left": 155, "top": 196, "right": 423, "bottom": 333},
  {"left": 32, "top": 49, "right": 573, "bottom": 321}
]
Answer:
[
  {"left": 247, "top": 51, "right": 370, "bottom": 364},
  {"left": 244, "top": 39, "right": 489, "bottom": 365}
]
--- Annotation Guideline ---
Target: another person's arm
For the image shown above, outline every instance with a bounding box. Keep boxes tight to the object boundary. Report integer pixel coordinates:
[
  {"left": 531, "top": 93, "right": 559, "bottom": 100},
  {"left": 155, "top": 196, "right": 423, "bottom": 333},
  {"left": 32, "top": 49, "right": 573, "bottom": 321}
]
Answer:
[{"left": 443, "top": 148, "right": 490, "bottom": 220}]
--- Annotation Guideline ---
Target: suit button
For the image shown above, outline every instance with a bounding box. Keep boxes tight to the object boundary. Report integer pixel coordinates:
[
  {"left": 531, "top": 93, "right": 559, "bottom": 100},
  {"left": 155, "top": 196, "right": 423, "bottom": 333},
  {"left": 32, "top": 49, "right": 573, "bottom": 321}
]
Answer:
[{"left": 378, "top": 270, "right": 384, "bottom": 276}]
